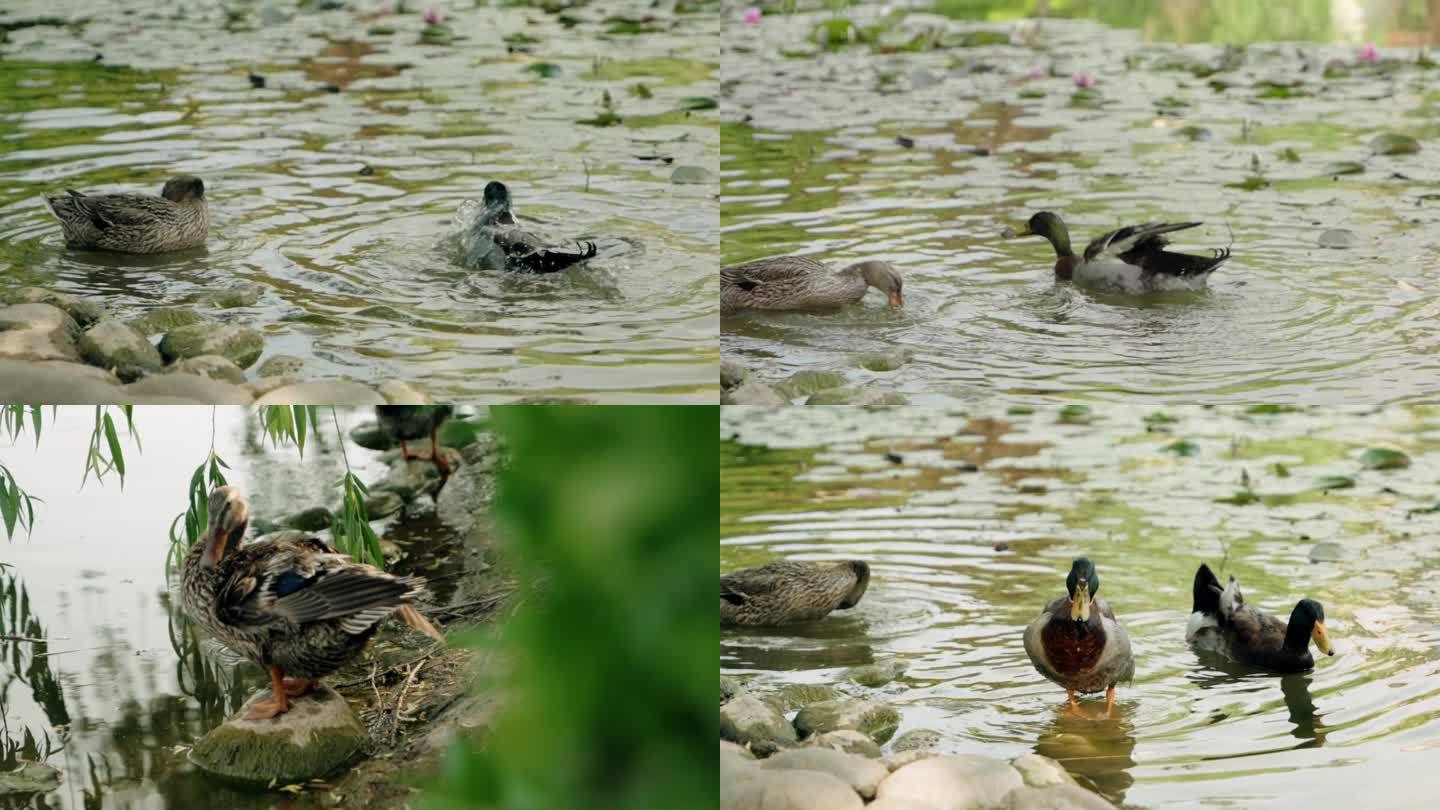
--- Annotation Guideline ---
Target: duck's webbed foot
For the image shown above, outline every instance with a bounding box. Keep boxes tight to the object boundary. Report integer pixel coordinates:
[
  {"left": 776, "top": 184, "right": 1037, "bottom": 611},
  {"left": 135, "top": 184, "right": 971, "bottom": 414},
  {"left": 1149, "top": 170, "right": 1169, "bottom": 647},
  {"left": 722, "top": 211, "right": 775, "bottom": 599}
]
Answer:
[
  {"left": 245, "top": 665, "right": 294, "bottom": 720},
  {"left": 281, "top": 678, "right": 314, "bottom": 698}
]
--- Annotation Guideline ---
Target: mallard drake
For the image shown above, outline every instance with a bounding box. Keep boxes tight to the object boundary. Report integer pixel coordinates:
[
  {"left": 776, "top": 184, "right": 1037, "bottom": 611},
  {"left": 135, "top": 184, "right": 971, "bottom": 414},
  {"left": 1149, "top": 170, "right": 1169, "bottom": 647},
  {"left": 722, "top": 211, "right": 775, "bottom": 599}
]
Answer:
[
  {"left": 720, "top": 257, "right": 904, "bottom": 315},
  {"left": 1007, "top": 211, "right": 1231, "bottom": 294},
  {"left": 376, "top": 405, "right": 455, "bottom": 477},
  {"left": 1023, "top": 558, "right": 1134, "bottom": 716},
  {"left": 44, "top": 175, "right": 209, "bottom": 254},
  {"left": 181, "top": 487, "right": 444, "bottom": 720},
  {"left": 1186, "top": 563, "right": 1333, "bottom": 673},
  {"left": 720, "top": 559, "right": 869, "bottom": 626},
  {"left": 460, "top": 181, "right": 597, "bottom": 273}
]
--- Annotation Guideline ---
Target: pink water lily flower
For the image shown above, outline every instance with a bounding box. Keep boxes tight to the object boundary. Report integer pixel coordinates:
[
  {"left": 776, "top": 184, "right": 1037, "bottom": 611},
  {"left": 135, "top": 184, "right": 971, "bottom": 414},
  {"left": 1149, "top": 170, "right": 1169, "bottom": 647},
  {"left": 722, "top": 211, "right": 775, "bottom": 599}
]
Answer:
[
  {"left": 1358, "top": 43, "right": 1379, "bottom": 62},
  {"left": 1024, "top": 66, "right": 1046, "bottom": 80},
  {"left": 1072, "top": 71, "right": 1096, "bottom": 89},
  {"left": 423, "top": 5, "right": 444, "bottom": 25},
  {"left": 742, "top": 7, "right": 761, "bottom": 25}
]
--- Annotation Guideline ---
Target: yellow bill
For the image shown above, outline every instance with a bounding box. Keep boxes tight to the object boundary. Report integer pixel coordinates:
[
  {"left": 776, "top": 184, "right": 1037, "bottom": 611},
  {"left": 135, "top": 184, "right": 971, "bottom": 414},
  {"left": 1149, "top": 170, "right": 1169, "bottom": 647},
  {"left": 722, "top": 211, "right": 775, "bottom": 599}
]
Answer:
[
  {"left": 1312, "top": 621, "right": 1334, "bottom": 656},
  {"left": 1070, "top": 581, "right": 1091, "bottom": 622}
]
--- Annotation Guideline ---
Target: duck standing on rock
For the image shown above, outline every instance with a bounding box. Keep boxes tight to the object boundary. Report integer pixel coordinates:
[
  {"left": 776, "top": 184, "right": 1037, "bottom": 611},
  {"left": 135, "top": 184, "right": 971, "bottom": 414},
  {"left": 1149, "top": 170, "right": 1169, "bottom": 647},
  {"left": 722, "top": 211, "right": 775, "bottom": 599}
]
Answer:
[
  {"left": 376, "top": 404, "right": 455, "bottom": 477},
  {"left": 1023, "top": 557, "right": 1134, "bottom": 717},
  {"left": 461, "top": 181, "right": 597, "bottom": 273},
  {"left": 1186, "top": 563, "right": 1333, "bottom": 673},
  {"left": 720, "top": 256, "right": 904, "bottom": 314},
  {"left": 44, "top": 175, "right": 209, "bottom": 253},
  {"left": 181, "top": 486, "right": 444, "bottom": 720},
  {"left": 720, "top": 559, "right": 870, "bottom": 626},
  {"left": 1006, "top": 211, "right": 1231, "bottom": 294}
]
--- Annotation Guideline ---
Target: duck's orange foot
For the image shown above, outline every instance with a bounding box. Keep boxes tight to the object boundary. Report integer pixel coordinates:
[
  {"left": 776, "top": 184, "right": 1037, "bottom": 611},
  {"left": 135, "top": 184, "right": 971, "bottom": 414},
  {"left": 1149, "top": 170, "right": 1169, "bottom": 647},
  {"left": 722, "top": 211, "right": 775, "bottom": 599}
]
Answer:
[
  {"left": 243, "top": 693, "right": 291, "bottom": 721},
  {"left": 281, "top": 678, "right": 314, "bottom": 698}
]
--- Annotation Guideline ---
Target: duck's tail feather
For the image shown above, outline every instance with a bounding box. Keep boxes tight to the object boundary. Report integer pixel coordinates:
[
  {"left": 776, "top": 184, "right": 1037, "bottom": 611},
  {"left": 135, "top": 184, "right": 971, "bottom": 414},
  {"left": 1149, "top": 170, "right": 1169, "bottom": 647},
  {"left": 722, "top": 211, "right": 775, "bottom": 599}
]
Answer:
[
  {"left": 515, "top": 241, "right": 598, "bottom": 274},
  {"left": 1192, "top": 563, "right": 1222, "bottom": 616}
]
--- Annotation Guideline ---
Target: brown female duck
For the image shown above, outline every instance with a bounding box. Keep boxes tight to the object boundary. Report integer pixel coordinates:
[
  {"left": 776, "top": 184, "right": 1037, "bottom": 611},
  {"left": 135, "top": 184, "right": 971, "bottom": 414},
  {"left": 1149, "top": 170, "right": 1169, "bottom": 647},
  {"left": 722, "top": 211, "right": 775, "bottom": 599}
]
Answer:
[
  {"left": 180, "top": 486, "right": 443, "bottom": 719},
  {"left": 720, "top": 559, "right": 870, "bottom": 626},
  {"left": 720, "top": 257, "right": 903, "bottom": 314},
  {"left": 45, "top": 175, "right": 209, "bottom": 253}
]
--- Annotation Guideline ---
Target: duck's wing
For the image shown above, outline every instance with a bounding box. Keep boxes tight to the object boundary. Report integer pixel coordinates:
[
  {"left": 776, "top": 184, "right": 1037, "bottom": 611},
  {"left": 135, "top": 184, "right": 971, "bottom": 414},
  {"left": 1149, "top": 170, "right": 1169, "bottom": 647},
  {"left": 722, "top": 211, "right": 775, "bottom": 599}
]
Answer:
[
  {"left": 719, "top": 567, "right": 782, "bottom": 605},
  {"left": 217, "top": 539, "right": 421, "bottom": 634},
  {"left": 1085, "top": 221, "right": 1229, "bottom": 278},
  {"left": 492, "top": 227, "right": 597, "bottom": 273},
  {"left": 720, "top": 257, "right": 829, "bottom": 291},
  {"left": 67, "top": 193, "right": 176, "bottom": 231},
  {"left": 1222, "top": 603, "right": 1288, "bottom": 655}
]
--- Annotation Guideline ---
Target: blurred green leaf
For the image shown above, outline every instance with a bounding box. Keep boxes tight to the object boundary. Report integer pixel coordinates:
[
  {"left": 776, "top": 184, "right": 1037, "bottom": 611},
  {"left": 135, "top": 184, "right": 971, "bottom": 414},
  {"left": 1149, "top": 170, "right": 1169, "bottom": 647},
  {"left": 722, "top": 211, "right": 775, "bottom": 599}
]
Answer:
[{"left": 423, "top": 405, "right": 713, "bottom": 810}]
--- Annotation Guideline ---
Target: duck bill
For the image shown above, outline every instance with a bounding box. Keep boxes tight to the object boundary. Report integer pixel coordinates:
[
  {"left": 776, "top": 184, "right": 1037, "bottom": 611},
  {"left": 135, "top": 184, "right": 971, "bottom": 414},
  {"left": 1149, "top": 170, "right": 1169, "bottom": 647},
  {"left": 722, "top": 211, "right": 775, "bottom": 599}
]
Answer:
[
  {"left": 203, "top": 488, "right": 250, "bottom": 567},
  {"left": 1070, "top": 581, "right": 1091, "bottom": 622},
  {"left": 1312, "top": 621, "right": 1333, "bottom": 656},
  {"left": 1003, "top": 224, "right": 1034, "bottom": 239},
  {"left": 888, "top": 291, "right": 904, "bottom": 308}
]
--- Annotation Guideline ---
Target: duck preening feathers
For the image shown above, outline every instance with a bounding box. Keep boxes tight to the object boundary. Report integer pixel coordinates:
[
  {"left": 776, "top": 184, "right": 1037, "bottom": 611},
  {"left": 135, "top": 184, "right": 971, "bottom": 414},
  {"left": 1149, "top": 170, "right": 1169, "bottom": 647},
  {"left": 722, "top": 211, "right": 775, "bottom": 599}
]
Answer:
[
  {"left": 180, "top": 486, "right": 443, "bottom": 720},
  {"left": 1010, "top": 211, "right": 1230, "bottom": 294}
]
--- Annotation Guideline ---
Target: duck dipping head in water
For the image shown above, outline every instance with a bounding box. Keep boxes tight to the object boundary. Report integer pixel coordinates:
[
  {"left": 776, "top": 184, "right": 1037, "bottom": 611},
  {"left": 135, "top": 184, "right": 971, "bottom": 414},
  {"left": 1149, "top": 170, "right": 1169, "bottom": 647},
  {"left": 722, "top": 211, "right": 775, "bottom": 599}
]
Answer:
[{"left": 853, "top": 260, "right": 904, "bottom": 308}]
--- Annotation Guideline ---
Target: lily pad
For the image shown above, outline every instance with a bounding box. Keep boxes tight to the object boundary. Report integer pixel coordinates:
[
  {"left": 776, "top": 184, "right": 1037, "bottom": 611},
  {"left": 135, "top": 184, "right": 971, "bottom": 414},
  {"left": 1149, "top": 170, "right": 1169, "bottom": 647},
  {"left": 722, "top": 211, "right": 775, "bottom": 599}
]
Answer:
[
  {"left": 670, "top": 165, "right": 713, "bottom": 185},
  {"left": 1360, "top": 447, "right": 1410, "bottom": 470},
  {"left": 1058, "top": 404, "right": 1092, "bottom": 425},
  {"left": 419, "top": 23, "right": 454, "bottom": 45},
  {"left": 1369, "top": 133, "right": 1420, "bottom": 155},
  {"left": 525, "top": 63, "right": 562, "bottom": 78},
  {"left": 1164, "top": 440, "right": 1200, "bottom": 457},
  {"left": 815, "top": 19, "right": 860, "bottom": 50},
  {"left": 1246, "top": 403, "right": 1301, "bottom": 415},
  {"left": 678, "top": 96, "right": 717, "bottom": 111},
  {"left": 1322, "top": 161, "right": 1365, "bottom": 176},
  {"left": 1318, "top": 228, "right": 1355, "bottom": 249},
  {"left": 1217, "top": 490, "right": 1260, "bottom": 505},
  {"left": 1314, "top": 475, "right": 1356, "bottom": 491},
  {"left": 1226, "top": 175, "right": 1269, "bottom": 191}
]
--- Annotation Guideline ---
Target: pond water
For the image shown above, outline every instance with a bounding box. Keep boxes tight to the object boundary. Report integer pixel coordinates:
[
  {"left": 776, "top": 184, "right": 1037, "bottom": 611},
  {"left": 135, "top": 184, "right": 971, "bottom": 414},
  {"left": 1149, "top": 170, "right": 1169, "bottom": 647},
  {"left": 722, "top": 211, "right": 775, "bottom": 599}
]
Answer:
[
  {"left": 721, "top": 8, "right": 1440, "bottom": 405},
  {"left": 720, "top": 405, "right": 1440, "bottom": 808},
  {"left": 0, "top": 0, "right": 718, "bottom": 403},
  {"left": 0, "top": 406, "right": 465, "bottom": 809}
]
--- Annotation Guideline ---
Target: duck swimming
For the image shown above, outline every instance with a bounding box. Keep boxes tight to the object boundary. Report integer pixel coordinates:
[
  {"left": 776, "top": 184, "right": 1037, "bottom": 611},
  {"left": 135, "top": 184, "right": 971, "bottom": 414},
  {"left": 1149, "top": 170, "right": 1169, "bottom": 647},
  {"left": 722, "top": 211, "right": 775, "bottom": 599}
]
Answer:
[
  {"left": 181, "top": 487, "right": 444, "bottom": 720},
  {"left": 461, "top": 181, "right": 597, "bottom": 273},
  {"left": 1008, "top": 211, "right": 1231, "bottom": 294},
  {"left": 1186, "top": 563, "right": 1333, "bottom": 673},
  {"left": 44, "top": 175, "right": 209, "bottom": 254},
  {"left": 720, "top": 559, "right": 870, "bottom": 626},
  {"left": 1023, "top": 558, "right": 1134, "bottom": 717},
  {"left": 720, "top": 256, "right": 904, "bottom": 314}
]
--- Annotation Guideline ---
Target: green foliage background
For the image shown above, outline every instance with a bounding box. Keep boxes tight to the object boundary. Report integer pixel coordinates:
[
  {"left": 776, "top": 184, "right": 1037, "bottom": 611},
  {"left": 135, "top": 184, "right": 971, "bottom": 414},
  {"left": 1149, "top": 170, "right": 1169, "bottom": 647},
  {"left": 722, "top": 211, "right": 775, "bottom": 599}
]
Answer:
[{"left": 423, "top": 405, "right": 716, "bottom": 810}]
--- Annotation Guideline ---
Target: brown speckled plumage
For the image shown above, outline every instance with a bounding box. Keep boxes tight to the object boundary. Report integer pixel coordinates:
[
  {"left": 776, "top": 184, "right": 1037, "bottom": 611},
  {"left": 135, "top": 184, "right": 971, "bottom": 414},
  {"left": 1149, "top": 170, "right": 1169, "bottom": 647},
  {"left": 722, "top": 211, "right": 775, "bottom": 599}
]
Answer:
[
  {"left": 181, "top": 487, "right": 441, "bottom": 717},
  {"left": 720, "top": 559, "right": 869, "bottom": 626},
  {"left": 45, "top": 175, "right": 209, "bottom": 254},
  {"left": 721, "top": 256, "right": 904, "bottom": 314}
]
